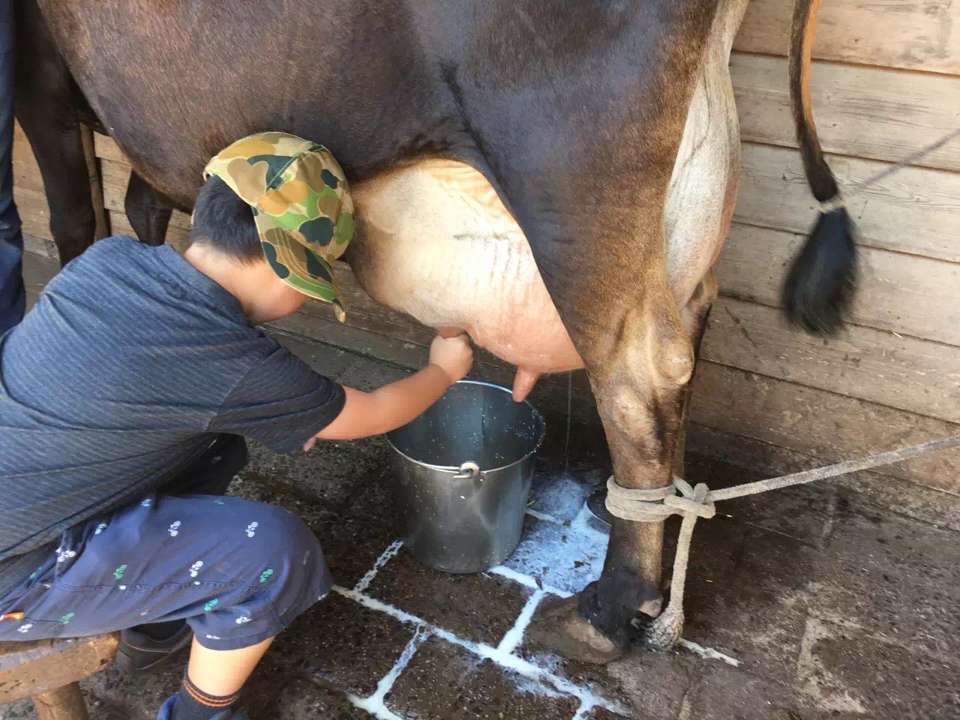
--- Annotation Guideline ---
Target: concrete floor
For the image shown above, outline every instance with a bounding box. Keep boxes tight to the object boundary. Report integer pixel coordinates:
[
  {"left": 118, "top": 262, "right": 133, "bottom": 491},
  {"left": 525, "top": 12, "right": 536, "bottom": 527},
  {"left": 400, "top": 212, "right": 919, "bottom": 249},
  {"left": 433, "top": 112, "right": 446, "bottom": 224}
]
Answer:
[{"left": 4, "top": 253, "right": 960, "bottom": 719}]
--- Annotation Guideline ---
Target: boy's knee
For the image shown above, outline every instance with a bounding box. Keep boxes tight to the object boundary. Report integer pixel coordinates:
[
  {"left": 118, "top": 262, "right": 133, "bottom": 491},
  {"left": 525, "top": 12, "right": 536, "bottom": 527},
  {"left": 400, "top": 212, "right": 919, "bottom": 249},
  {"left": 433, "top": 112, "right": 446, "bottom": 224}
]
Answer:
[{"left": 240, "top": 502, "right": 324, "bottom": 570}]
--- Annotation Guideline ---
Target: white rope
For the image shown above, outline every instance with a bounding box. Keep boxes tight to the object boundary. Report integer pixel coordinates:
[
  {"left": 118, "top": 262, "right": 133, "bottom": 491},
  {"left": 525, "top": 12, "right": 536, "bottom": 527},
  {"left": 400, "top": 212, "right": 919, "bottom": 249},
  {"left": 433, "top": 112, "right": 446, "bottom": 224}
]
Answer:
[
  {"left": 820, "top": 127, "right": 960, "bottom": 214},
  {"left": 606, "top": 434, "right": 960, "bottom": 649}
]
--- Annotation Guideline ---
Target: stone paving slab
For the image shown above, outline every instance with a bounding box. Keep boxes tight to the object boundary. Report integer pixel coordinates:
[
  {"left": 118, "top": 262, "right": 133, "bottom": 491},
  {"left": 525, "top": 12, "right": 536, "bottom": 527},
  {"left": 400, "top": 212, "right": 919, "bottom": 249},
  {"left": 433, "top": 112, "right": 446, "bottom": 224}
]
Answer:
[
  {"left": 794, "top": 616, "right": 960, "bottom": 719},
  {"left": 281, "top": 592, "right": 415, "bottom": 698},
  {"left": 811, "top": 508, "right": 960, "bottom": 661},
  {"left": 366, "top": 552, "right": 533, "bottom": 647},
  {"left": 681, "top": 664, "right": 803, "bottom": 720},
  {"left": 681, "top": 524, "right": 815, "bottom": 682},
  {"left": 604, "top": 652, "right": 696, "bottom": 720},
  {"left": 517, "top": 643, "right": 634, "bottom": 714},
  {"left": 687, "top": 456, "right": 848, "bottom": 547},
  {"left": 263, "top": 679, "right": 372, "bottom": 720},
  {"left": 233, "top": 464, "right": 401, "bottom": 592},
  {"left": 333, "top": 558, "right": 634, "bottom": 719},
  {"left": 80, "top": 662, "right": 183, "bottom": 720},
  {"left": 385, "top": 637, "right": 581, "bottom": 719}
]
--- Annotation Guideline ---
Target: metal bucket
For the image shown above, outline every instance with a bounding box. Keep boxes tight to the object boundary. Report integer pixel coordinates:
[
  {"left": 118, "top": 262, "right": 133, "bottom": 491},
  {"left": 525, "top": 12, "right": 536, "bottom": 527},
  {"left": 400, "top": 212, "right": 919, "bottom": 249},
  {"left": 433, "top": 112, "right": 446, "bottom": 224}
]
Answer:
[{"left": 386, "top": 380, "right": 545, "bottom": 573}]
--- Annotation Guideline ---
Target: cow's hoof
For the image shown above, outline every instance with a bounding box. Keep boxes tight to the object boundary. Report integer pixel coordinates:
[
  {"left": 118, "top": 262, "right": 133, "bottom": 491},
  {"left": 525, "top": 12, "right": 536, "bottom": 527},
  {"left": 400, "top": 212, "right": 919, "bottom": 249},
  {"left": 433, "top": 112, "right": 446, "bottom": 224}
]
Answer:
[
  {"left": 527, "top": 596, "right": 625, "bottom": 665},
  {"left": 636, "top": 605, "right": 684, "bottom": 651}
]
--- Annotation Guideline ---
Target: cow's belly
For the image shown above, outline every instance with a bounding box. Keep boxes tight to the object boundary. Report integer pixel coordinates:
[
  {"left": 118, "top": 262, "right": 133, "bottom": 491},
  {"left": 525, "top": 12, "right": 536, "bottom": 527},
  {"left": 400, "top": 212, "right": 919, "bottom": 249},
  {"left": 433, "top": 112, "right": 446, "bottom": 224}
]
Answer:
[
  {"left": 346, "top": 45, "right": 741, "bottom": 401},
  {"left": 347, "top": 160, "right": 582, "bottom": 400}
]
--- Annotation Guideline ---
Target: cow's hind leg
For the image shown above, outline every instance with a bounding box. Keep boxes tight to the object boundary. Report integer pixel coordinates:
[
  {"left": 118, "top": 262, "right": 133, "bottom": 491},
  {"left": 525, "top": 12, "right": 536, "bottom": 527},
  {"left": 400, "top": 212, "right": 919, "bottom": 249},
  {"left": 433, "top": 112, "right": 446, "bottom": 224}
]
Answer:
[
  {"left": 600, "top": 299, "right": 697, "bottom": 634},
  {"left": 548, "top": 275, "right": 697, "bottom": 659},
  {"left": 674, "top": 272, "right": 718, "bottom": 480},
  {"left": 125, "top": 171, "right": 174, "bottom": 246}
]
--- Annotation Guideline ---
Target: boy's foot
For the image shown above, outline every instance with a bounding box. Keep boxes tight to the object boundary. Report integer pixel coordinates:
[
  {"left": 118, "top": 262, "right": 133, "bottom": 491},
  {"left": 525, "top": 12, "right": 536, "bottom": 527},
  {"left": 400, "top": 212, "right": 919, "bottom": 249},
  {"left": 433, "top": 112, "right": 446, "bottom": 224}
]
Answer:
[
  {"left": 117, "top": 622, "right": 193, "bottom": 674},
  {"left": 156, "top": 696, "right": 250, "bottom": 720}
]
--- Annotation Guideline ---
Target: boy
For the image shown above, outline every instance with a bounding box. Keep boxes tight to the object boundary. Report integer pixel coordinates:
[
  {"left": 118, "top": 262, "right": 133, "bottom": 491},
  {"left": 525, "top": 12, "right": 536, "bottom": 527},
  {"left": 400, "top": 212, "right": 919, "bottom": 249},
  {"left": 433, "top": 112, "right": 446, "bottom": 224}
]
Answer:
[{"left": 0, "top": 132, "right": 473, "bottom": 720}]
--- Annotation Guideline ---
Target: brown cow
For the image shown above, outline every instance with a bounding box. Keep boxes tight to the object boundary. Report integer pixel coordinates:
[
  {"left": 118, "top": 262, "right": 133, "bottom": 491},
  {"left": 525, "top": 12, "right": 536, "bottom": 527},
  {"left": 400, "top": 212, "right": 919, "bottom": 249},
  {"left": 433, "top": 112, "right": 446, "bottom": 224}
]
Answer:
[{"left": 16, "top": 0, "right": 855, "bottom": 662}]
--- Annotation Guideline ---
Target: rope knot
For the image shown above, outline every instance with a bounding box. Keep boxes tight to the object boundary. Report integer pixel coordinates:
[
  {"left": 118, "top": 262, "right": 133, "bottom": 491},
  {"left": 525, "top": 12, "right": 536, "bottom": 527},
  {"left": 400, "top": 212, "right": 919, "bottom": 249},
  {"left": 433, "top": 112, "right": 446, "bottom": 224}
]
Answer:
[
  {"left": 605, "top": 476, "right": 715, "bottom": 523},
  {"left": 664, "top": 477, "right": 716, "bottom": 520}
]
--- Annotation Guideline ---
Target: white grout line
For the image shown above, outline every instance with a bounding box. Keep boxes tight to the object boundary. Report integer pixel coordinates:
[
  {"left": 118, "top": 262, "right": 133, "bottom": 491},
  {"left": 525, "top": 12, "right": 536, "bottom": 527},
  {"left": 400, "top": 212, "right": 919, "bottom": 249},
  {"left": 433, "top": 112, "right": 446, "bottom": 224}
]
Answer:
[
  {"left": 497, "top": 588, "right": 547, "bottom": 655},
  {"left": 334, "top": 585, "right": 632, "bottom": 717},
  {"left": 347, "top": 625, "right": 431, "bottom": 720},
  {"left": 488, "top": 564, "right": 573, "bottom": 599},
  {"left": 526, "top": 507, "right": 565, "bottom": 525},
  {"left": 344, "top": 540, "right": 739, "bottom": 718},
  {"left": 345, "top": 694, "right": 405, "bottom": 720},
  {"left": 354, "top": 539, "right": 405, "bottom": 593},
  {"left": 571, "top": 697, "right": 598, "bottom": 720},
  {"left": 678, "top": 638, "right": 741, "bottom": 667}
]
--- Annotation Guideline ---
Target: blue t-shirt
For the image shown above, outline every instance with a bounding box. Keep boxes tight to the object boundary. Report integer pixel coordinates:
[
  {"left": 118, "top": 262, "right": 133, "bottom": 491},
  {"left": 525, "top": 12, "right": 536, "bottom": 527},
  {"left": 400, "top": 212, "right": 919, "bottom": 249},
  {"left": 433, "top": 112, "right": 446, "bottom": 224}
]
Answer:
[{"left": 0, "top": 236, "right": 344, "bottom": 591}]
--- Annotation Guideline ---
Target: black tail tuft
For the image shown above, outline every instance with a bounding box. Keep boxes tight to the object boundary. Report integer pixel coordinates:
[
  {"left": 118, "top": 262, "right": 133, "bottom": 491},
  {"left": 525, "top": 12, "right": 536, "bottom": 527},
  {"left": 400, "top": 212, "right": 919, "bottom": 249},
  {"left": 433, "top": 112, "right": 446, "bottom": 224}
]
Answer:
[{"left": 782, "top": 207, "right": 857, "bottom": 335}]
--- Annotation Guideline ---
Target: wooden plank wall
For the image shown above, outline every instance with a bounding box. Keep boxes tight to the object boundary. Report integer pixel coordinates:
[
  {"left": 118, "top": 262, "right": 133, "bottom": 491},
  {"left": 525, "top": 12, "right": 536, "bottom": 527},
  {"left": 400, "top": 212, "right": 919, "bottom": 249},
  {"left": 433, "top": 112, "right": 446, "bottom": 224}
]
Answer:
[
  {"left": 12, "top": 0, "right": 960, "bottom": 498},
  {"left": 705, "top": 0, "right": 960, "bottom": 496}
]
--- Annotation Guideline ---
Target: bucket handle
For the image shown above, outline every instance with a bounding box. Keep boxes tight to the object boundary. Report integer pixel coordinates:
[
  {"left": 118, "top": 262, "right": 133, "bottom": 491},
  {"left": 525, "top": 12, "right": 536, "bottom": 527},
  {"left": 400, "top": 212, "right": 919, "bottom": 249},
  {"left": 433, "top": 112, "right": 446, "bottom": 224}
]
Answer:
[{"left": 453, "top": 461, "right": 485, "bottom": 483}]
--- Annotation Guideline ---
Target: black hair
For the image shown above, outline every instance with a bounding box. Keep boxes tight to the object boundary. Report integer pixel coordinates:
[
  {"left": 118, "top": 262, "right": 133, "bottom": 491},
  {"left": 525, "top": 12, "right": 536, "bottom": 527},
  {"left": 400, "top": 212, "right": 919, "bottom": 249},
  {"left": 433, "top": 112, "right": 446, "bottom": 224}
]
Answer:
[{"left": 189, "top": 175, "right": 262, "bottom": 263}]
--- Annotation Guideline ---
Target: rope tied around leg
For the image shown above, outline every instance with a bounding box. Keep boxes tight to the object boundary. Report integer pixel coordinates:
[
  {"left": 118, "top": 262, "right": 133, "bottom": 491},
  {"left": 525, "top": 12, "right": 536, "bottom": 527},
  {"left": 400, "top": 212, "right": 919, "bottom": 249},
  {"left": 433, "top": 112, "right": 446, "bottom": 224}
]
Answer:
[
  {"left": 604, "top": 434, "right": 960, "bottom": 650},
  {"left": 606, "top": 476, "right": 717, "bottom": 522}
]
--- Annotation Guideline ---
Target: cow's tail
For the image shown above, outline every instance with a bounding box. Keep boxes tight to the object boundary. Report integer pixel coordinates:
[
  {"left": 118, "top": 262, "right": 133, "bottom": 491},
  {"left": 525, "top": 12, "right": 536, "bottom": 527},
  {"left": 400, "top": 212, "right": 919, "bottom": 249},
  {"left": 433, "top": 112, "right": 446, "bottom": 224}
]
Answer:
[{"left": 782, "top": 0, "right": 857, "bottom": 335}]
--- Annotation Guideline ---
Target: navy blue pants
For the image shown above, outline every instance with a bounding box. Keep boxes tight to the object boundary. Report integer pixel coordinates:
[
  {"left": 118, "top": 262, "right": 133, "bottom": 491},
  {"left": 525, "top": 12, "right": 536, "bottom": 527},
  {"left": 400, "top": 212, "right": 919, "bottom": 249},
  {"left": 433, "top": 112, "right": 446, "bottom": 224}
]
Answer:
[
  {"left": 0, "top": 437, "right": 332, "bottom": 651},
  {"left": 0, "top": 0, "right": 24, "bottom": 335}
]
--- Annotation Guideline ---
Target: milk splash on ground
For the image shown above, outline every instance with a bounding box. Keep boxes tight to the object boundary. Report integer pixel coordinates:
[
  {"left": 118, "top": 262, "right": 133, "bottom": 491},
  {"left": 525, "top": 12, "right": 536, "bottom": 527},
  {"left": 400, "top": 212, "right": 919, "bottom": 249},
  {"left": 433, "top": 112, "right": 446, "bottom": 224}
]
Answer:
[{"left": 502, "top": 473, "right": 609, "bottom": 596}]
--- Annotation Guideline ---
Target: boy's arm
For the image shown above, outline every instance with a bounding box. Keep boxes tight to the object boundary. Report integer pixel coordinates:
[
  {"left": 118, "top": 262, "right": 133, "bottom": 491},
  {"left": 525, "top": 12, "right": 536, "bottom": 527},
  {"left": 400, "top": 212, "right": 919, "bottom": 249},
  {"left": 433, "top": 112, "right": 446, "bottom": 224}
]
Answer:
[{"left": 304, "top": 334, "right": 473, "bottom": 446}]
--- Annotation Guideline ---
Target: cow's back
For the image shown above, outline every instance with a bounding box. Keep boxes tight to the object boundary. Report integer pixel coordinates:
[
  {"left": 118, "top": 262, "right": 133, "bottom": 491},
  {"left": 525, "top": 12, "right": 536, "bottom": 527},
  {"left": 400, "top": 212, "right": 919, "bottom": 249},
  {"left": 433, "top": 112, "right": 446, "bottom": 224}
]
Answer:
[{"left": 38, "top": 0, "right": 453, "bottom": 207}]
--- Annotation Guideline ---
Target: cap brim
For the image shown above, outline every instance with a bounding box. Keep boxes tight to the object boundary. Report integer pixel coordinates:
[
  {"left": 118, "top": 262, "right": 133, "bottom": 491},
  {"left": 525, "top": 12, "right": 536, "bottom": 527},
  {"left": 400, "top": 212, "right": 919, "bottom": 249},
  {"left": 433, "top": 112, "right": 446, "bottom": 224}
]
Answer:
[{"left": 255, "top": 217, "right": 346, "bottom": 322}]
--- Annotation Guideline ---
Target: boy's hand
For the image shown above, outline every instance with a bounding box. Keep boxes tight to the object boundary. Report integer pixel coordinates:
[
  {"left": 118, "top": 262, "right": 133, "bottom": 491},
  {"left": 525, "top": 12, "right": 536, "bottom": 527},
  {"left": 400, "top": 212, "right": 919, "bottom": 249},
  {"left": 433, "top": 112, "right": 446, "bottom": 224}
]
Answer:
[
  {"left": 305, "top": 333, "right": 474, "bottom": 446},
  {"left": 429, "top": 333, "right": 473, "bottom": 384}
]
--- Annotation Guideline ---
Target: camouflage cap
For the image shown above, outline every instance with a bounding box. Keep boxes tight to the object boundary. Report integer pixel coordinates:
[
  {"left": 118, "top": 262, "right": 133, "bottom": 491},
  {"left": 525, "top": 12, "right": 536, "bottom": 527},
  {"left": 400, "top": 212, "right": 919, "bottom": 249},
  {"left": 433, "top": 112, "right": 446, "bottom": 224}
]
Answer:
[{"left": 203, "top": 131, "right": 355, "bottom": 322}]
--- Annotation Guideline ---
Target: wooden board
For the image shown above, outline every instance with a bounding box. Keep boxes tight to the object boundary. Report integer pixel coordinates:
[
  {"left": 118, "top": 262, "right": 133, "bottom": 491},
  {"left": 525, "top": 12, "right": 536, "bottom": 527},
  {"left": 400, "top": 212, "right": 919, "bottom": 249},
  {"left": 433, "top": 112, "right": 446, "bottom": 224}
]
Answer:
[
  {"left": 732, "top": 53, "right": 960, "bottom": 173},
  {"left": 98, "top": 157, "right": 130, "bottom": 209},
  {"left": 95, "top": 149, "right": 597, "bottom": 419},
  {"left": 272, "top": 310, "right": 600, "bottom": 422},
  {"left": 100, "top": 159, "right": 191, "bottom": 231},
  {"left": 12, "top": 186, "right": 53, "bottom": 244},
  {"left": 702, "top": 296, "right": 960, "bottom": 424},
  {"left": 93, "top": 133, "right": 126, "bottom": 164},
  {"left": 0, "top": 633, "right": 117, "bottom": 703},
  {"left": 717, "top": 222, "right": 960, "bottom": 347},
  {"left": 94, "top": 139, "right": 960, "bottom": 416},
  {"left": 12, "top": 158, "right": 45, "bottom": 195},
  {"left": 12, "top": 124, "right": 54, "bottom": 250},
  {"left": 735, "top": 0, "right": 960, "bottom": 75},
  {"left": 107, "top": 210, "right": 189, "bottom": 250},
  {"left": 12, "top": 126, "right": 45, "bottom": 194},
  {"left": 689, "top": 362, "right": 960, "bottom": 495},
  {"left": 736, "top": 142, "right": 960, "bottom": 263}
]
